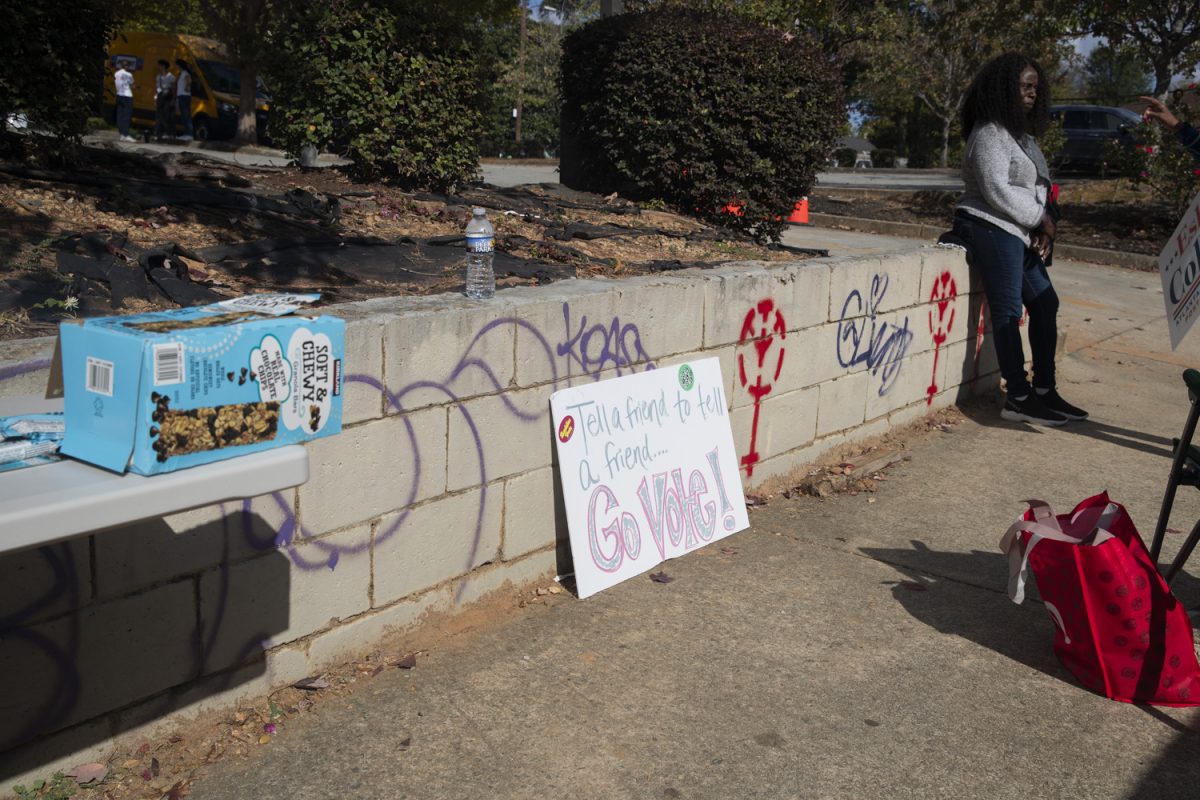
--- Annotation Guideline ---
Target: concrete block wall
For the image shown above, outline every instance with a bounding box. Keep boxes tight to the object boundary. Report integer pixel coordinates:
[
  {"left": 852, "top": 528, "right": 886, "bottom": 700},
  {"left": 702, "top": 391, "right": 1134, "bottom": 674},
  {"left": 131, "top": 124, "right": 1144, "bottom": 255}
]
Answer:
[{"left": 0, "top": 246, "right": 995, "bottom": 784}]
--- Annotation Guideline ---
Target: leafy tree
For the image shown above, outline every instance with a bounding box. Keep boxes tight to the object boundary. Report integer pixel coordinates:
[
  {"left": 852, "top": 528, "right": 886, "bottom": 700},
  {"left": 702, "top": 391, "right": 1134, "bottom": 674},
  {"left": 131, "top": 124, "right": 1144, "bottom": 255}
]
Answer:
[
  {"left": 1072, "top": 0, "right": 1200, "bottom": 96},
  {"left": 855, "top": 1, "right": 1071, "bottom": 168},
  {"left": 0, "top": 1, "right": 115, "bottom": 154},
  {"left": 201, "top": 0, "right": 272, "bottom": 143},
  {"left": 480, "top": 6, "right": 568, "bottom": 156},
  {"left": 1082, "top": 43, "right": 1150, "bottom": 105},
  {"left": 115, "top": 0, "right": 208, "bottom": 35}
]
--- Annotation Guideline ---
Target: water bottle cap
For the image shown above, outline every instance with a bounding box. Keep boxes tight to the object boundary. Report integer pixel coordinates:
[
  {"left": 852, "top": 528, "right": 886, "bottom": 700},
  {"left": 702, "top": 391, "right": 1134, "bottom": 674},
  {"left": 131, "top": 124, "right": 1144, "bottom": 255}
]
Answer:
[{"left": 472, "top": 207, "right": 486, "bottom": 216}]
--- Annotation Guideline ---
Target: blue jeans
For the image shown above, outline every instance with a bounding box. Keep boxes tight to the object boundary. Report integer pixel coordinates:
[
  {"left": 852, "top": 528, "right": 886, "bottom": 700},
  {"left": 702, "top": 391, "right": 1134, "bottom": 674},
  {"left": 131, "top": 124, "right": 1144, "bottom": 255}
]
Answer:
[
  {"left": 116, "top": 96, "right": 132, "bottom": 138},
  {"left": 177, "top": 95, "right": 192, "bottom": 137},
  {"left": 953, "top": 213, "right": 1059, "bottom": 397}
]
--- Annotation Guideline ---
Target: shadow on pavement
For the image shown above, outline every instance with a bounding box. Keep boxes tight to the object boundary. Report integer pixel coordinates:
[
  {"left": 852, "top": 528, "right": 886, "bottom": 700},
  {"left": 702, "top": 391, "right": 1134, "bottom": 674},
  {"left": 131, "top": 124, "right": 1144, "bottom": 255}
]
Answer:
[
  {"left": 861, "top": 540, "right": 1200, "bottom": 690},
  {"left": 861, "top": 540, "right": 1074, "bottom": 686},
  {"left": 958, "top": 401, "right": 1176, "bottom": 460}
]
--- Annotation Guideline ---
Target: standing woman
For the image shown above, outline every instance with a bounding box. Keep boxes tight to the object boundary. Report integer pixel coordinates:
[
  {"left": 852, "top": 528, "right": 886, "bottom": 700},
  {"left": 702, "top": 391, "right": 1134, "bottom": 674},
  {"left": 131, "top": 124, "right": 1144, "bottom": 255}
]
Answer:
[
  {"left": 154, "top": 59, "right": 175, "bottom": 141},
  {"left": 952, "top": 52, "right": 1086, "bottom": 426},
  {"left": 175, "top": 59, "right": 194, "bottom": 141}
]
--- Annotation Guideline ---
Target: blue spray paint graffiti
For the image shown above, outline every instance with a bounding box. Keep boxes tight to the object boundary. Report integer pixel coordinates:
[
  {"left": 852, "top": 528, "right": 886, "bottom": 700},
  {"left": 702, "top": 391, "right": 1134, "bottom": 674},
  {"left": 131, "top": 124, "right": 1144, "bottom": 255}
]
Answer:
[{"left": 835, "top": 273, "right": 914, "bottom": 396}]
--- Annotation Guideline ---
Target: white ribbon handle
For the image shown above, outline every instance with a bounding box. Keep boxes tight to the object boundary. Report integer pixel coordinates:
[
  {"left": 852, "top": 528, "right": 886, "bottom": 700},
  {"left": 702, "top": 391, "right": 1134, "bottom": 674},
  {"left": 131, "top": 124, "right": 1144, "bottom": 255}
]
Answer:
[{"left": 999, "top": 499, "right": 1121, "bottom": 605}]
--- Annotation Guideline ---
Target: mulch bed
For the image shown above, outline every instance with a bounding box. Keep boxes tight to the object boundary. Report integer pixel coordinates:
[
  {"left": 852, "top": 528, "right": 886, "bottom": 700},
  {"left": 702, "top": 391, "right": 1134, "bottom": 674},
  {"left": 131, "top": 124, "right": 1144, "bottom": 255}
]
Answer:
[{"left": 809, "top": 188, "right": 1174, "bottom": 257}]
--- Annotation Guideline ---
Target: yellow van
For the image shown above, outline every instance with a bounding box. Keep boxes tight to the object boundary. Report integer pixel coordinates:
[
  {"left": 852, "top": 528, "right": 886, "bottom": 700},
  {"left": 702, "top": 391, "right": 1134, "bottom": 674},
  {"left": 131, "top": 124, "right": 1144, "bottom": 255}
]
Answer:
[{"left": 104, "top": 31, "right": 270, "bottom": 141}]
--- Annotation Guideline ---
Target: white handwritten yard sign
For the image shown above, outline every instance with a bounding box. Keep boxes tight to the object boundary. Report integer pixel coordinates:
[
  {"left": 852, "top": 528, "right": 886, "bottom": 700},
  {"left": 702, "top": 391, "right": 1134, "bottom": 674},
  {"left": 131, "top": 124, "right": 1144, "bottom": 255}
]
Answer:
[
  {"left": 550, "top": 358, "right": 749, "bottom": 598},
  {"left": 1160, "top": 191, "right": 1200, "bottom": 349}
]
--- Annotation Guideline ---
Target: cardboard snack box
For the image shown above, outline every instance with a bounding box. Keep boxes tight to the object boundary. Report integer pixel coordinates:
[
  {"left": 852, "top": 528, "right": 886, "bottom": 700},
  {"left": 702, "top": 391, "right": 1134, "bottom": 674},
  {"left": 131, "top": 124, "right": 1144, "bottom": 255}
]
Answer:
[{"left": 60, "top": 294, "right": 345, "bottom": 474}]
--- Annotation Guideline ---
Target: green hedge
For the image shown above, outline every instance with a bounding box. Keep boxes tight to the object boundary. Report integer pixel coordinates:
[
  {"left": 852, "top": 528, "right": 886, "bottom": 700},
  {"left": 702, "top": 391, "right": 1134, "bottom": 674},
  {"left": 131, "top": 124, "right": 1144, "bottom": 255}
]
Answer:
[
  {"left": 560, "top": 8, "right": 843, "bottom": 241},
  {"left": 266, "top": 0, "right": 481, "bottom": 190},
  {"left": 0, "top": 1, "right": 114, "bottom": 156}
]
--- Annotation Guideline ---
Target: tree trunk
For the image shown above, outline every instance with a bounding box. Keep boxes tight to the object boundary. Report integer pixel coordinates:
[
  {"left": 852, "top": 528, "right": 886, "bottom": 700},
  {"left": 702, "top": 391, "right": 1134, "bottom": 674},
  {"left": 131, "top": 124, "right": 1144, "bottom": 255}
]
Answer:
[
  {"left": 236, "top": 65, "right": 258, "bottom": 145},
  {"left": 940, "top": 115, "right": 951, "bottom": 168},
  {"left": 1152, "top": 61, "right": 1173, "bottom": 96}
]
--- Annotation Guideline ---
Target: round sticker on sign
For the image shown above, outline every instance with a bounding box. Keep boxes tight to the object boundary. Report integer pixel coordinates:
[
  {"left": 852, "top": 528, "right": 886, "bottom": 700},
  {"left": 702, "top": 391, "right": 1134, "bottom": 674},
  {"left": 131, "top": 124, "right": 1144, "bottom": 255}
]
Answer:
[
  {"left": 558, "top": 415, "right": 575, "bottom": 443},
  {"left": 677, "top": 364, "right": 695, "bottom": 391}
]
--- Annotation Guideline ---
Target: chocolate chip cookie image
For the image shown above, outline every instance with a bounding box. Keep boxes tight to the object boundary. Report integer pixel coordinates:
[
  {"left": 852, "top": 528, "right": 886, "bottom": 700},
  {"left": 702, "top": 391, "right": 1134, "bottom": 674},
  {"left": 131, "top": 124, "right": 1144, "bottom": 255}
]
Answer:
[{"left": 150, "top": 393, "right": 280, "bottom": 459}]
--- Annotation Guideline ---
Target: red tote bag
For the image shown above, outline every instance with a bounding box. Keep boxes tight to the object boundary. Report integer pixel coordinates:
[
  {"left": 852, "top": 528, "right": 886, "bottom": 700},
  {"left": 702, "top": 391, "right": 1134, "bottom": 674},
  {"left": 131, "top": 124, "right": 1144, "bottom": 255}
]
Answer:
[{"left": 1000, "top": 492, "right": 1200, "bottom": 706}]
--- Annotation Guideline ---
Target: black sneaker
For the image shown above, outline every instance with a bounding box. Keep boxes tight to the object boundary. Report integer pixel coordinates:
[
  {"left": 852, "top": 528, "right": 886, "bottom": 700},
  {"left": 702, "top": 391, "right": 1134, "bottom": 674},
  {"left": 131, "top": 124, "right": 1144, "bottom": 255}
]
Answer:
[
  {"left": 1036, "top": 388, "right": 1088, "bottom": 420},
  {"left": 1001, "top": 393, "right": 1068, "bottom": 426}
]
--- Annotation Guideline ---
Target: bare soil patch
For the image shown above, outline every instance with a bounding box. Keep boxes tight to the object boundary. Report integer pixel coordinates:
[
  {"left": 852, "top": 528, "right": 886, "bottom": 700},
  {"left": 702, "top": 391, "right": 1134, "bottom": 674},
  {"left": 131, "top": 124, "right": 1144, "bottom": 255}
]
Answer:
[{"left": 0, "top": 147, "right": 806, "bottom": 341}]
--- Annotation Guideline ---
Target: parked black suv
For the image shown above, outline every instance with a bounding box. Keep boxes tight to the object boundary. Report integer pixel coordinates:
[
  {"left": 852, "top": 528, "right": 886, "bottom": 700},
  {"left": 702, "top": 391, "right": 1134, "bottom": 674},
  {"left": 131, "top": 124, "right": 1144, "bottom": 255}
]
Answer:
[{"left": 1049, "top": 105, "right": 1144, "bottom": 172}]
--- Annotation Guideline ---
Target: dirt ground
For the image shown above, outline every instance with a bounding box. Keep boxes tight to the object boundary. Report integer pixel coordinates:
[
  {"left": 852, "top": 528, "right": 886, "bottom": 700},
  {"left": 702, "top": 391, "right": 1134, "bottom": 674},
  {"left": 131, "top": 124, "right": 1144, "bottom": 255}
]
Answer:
[
  {"left": 0, "top": 146, "right": 803, "bottom": 341},
  {"left": 808, "top": 181, "right": 1175, "bottom": 257}
]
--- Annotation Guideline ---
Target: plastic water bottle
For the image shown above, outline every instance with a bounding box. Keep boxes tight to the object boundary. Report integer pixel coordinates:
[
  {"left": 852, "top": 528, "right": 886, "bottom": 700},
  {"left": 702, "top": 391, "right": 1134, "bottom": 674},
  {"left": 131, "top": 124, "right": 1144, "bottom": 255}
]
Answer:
[{"left": 464, "top": 207, "right": 495, "bottom": 299}]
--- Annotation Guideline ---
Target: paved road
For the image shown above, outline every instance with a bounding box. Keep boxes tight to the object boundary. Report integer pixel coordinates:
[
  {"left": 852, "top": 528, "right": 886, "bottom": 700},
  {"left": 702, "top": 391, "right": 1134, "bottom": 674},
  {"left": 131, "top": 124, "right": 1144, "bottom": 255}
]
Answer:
[{"left": 91, "top": 134, "right": 966, "bottom": 192}]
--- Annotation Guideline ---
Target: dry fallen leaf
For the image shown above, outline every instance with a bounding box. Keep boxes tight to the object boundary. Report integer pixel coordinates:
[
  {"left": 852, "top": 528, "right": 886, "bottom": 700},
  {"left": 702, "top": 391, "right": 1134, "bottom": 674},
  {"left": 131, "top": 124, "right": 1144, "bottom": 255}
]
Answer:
[
  {"left": 649, "top": 571, "right": 674, "bottom": 584},
  {"left": 393, "top": 653, "right": 418, "bottom": 670},
  {"left": 165, "top": 779, "right": 192, "bottom": 799},
  {"left": 293, "top": 676, "right": 330, "bottom": 691},
  {"left": 548, "top": 584, "right": 563, "bottom": 594},
  {"left": 398, "top": 736, "right": 412, "bottom": 752},
  {"left": 151, "top": 757, "right": 160, "bottom": 777},
  {"left": 65, "top": 762, "right": 108, "bottom": 785},
  {"left": 259, "top": 735, "right": 272, "bottom": 745}
]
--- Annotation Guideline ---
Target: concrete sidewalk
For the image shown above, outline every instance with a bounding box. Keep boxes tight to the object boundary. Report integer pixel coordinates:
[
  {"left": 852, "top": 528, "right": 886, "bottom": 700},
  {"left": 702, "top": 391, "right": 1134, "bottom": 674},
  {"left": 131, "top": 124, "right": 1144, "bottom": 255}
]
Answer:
[{"left": 190, "top": 243, "right": 1200, "bottom": 799}]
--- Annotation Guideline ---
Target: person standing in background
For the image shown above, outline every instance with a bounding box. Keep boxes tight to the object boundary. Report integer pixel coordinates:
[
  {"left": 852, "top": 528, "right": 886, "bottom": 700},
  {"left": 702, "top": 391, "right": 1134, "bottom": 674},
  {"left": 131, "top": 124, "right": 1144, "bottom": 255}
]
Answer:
[
  {"left": 114, "top": 59, "right": 135, "bottom": 142},
  {"left": 175, "top": 59, "right": 193, "bottom": 141},
  {"left": 1140, "top": 95, "right": 1200, "bottom": 161},
  {"left": 950, "top": 52, "right": 1086, "bottom": 427},
  {"left": 154, "top": 59, "right": 175, "bottom": 141}
]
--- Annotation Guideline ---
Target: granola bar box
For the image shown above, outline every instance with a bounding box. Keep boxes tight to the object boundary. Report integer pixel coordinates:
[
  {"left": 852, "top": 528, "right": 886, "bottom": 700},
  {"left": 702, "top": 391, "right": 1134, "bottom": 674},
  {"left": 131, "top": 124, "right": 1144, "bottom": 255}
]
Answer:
[{"left": 59, "top": 293, "right": 345, "bottom": 475}]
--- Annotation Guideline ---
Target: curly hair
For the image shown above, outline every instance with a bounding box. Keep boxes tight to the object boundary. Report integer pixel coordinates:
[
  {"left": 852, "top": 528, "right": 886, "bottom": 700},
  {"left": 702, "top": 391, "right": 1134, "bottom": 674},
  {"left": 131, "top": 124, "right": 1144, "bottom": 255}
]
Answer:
[{"left": 960, "top": 52, "right": 1049, "bottom": 140}]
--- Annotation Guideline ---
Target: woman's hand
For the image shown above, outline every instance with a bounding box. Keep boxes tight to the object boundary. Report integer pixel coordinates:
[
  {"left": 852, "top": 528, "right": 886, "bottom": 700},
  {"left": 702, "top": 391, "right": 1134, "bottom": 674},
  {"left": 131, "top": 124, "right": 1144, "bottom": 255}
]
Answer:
[
  {"left": 1140, "top": 96, "right": 1181, "bottom": 130},
  {"left": 1038, "top": 212, "right": 1056, "bottom": 240},
  {"left": 1032, "top": 212, "right": 1056, "bottom": 261},
  {"left": 1031, "top": 231, "right": 1052, "bottom": 261}
]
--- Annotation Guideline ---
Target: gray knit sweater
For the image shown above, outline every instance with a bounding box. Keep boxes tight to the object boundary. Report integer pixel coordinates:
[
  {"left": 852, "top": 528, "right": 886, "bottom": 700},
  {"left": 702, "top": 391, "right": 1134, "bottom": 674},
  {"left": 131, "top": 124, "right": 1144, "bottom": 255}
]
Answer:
[{"left": 956, "top": 122, "right": 1050, "bottom": 246}]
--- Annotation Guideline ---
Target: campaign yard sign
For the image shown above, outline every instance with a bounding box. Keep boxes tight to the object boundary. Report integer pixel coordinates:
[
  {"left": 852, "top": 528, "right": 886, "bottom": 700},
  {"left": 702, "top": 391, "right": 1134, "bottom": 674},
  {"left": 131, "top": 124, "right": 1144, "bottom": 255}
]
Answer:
[
  {"left": 550, "top": 358, "right": 749, "bottom": 599},
  {"left": 1160, "top": 191, "right": 1200, "bottom": 349}
]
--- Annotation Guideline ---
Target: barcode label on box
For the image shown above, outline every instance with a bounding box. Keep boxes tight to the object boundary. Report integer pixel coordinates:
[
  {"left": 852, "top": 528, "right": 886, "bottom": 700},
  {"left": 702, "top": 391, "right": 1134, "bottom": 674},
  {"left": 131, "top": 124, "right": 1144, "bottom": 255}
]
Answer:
[
  {"left": 153, "top": 343, "right": 184, "bottom": 385},
  {"left": 86, "top": 357, "right": 114, "bottom": 396}
]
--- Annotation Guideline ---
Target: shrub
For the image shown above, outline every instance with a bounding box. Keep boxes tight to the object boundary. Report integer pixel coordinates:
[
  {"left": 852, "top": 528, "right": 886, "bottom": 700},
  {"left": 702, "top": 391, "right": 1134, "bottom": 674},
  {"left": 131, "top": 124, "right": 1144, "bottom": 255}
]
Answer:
[
  {"left": 560, "top": 8, "right": 843, "bottom": 242},
  {"left": 1039, "top": 118, "right": 1066, "bottom": 173},
  {"left": 1105, "top": 110, "right": 1200, "bottom": 220},
  {"left": 0, "top": 2, "right": 114, "bottom": 158},
  {"left": 266, "top": 0, "right": 482, "bottom": 191}
]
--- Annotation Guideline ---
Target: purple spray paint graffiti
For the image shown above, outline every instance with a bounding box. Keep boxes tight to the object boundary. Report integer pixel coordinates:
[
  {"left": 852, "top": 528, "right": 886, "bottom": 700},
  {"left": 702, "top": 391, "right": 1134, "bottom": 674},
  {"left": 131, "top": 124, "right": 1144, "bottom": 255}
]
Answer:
[{"left": 0, "top": 301, "right": 656, "bottom": 751}]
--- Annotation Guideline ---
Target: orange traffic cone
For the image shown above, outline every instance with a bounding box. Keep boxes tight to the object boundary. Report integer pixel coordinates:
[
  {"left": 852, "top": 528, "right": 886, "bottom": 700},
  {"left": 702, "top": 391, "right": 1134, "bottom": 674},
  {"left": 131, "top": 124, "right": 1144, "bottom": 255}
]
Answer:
[{"left": 787, "top": 197, "right": 809, "bottom": 225}]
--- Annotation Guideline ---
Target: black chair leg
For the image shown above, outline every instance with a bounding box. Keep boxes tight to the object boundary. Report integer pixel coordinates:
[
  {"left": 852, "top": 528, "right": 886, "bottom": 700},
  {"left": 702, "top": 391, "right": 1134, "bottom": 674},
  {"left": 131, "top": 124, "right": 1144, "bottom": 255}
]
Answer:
[
  {"left": 1164, "top": 516, "right": 1200, "bottom": 585},
  {"left": 1151, "top": 370, "right": 1200, "bottom": 565}
]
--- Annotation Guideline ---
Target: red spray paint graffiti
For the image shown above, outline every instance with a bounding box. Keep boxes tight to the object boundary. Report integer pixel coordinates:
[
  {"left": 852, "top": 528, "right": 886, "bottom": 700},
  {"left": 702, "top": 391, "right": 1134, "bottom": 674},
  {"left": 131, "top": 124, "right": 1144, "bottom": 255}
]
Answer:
[
  {"left": 926, "top": 271, "right": 958, "bottom": 405},
  {"left": 738, "top": 299, "right": 786, "bottom": 476}
]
